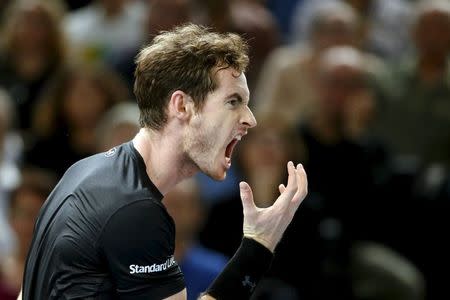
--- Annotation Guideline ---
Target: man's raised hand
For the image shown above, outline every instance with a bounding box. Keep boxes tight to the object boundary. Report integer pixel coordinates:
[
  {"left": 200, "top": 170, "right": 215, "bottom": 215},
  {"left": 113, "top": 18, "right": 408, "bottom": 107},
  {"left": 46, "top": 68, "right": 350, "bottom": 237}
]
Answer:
[{"left": 240, "top": 161, "right": 308, "bottom": 252}]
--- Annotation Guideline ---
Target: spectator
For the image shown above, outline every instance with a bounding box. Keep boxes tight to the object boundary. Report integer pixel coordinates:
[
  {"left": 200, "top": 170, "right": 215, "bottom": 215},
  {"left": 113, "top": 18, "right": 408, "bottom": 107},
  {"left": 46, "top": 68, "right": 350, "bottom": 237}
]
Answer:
[
  {"left": 95, "top": 102, "right": 140, "bottom": 152},
  {"left": 253, "top": 1, "right": 381, "bottom": 125},
  {"left": 374, "top": 0, "right": 450, "bottom": 167},
  {"left": 0, "top": 0, "right": 67, "bottom": 131},
  {"left": 370, "top": 5, "right": 450, "bottom": 296},
  {"left": 289, "top": 46, "right": 381, "bottom": 299},
  {"left": 293, "top": 46, "right": 424, "bottom": 300},
  {"left": 298, "top": 45, "right": 379, "bottom": 235},
  {"left": 26, "top": 64, "right": 129, "bottom": 176},
  {"left": 291, "top": 0, "right": 413, "bottom": 61},
  {"left": 0, "top": 168, "right": 56, "bottom": 300},
  {"left": 64, "top": 0, "right": 147, "bottom": 65},
  {"left": 163, "top": 179, "right": 228, "bottom": 300}
]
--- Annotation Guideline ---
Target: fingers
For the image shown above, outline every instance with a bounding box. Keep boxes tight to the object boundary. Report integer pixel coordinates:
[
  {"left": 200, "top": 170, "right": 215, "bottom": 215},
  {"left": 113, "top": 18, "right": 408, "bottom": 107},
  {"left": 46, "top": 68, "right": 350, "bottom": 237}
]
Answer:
[
  {"left": 278, "top": 184, "right": 286, "bottom": 194},
  {"left": 298, "top": 164, "right": 307, "bottom": 195},
  {"left": 239, "top": 181, "right": 256, "bottom": 214},
  {"left": 276, "top": 163, "right": 308, "bottom": 211},
  {"left": 285, "top": 161, "right": 298, "bottom": 196},
  {"left": 289, "top": 164, "right": 308, "bottom": 213},
  {"left": 274, "top": 161, "right": 298, "bottom": 209},
  {"left": 295, "top": 163, "right": 307, "bottom": 200}
]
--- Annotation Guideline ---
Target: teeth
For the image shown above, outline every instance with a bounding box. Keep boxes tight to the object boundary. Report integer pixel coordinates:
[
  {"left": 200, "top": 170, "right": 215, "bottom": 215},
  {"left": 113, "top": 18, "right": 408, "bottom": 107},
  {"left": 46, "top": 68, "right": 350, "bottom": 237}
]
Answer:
[{"left": 235, "top": 135, "right": 242, "bottom": 141}]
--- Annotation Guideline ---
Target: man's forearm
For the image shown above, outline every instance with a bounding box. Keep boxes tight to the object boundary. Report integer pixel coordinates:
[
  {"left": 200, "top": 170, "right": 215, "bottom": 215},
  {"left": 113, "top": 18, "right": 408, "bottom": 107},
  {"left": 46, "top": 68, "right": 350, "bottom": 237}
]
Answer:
[{"left": 202, "top": 238, "right": 273, "bottom": 300}]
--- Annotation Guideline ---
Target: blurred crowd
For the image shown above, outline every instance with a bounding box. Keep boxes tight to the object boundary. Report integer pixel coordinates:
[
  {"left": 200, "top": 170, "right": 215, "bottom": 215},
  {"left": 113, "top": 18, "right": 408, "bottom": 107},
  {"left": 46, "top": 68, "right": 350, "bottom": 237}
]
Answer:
[{"left": 0, "top": 0, "right": 449, "bottom": 299}]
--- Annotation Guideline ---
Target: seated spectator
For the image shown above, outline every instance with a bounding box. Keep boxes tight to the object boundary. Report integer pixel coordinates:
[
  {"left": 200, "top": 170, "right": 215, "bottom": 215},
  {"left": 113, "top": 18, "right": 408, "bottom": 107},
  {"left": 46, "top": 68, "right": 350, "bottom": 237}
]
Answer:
[
  {"left": 374, "top": 0, "right": 450, "bottom": 167},
  {"left": 372, "top": 4, "right": 450, "bottom": 293},
  {"left": 163, "top": 179, "right": 228, "bottom": 300},
  {"left": 253, "top": 1, "right": 385, "bottom": 125},
  {"left": 64, "top": 0, "right": 146, "bottom": 65},
  {"left": 288, "top": 46, "right": 392, "bottom": 299},
  {"left": 95, "top": 102, "right": 140, "bottom": 152},
  {"left": 26, "top": 64, "right": 129, "bottom": 177},
  {"left": 291, "top": 0, "right": 413, "bottom": 61},
  {"left": 298, "top": 45, "right": 381, "bottom": 239},
  {"left": 0, "top": 0, "right": 67, "bottom": 131},
  {"left": 0, "top": 89, "right": 22, "bottom": 260},
  {"left": 0, "top": 168, "right": 56, "bottom": 300}
]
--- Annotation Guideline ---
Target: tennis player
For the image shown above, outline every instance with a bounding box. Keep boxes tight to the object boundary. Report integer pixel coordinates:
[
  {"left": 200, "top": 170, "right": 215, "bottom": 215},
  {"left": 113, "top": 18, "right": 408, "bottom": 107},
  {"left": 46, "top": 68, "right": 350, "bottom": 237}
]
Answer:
[{"left": 19, "top": 24, "right": 307, "bottom": 300}]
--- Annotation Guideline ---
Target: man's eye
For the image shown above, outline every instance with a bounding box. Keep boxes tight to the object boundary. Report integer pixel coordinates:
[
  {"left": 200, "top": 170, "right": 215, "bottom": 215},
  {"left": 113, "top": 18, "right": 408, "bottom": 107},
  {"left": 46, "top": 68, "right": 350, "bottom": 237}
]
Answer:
[{"left": 228, "top": 99, "right": 239, "bottom": 107}]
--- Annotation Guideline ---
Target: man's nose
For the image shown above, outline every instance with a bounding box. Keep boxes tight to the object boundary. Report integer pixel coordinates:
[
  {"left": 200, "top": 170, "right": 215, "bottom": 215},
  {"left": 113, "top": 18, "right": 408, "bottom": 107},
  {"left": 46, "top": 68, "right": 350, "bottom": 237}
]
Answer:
[{"left": 241, "top": 106, "right": 257, "bottom": 128}]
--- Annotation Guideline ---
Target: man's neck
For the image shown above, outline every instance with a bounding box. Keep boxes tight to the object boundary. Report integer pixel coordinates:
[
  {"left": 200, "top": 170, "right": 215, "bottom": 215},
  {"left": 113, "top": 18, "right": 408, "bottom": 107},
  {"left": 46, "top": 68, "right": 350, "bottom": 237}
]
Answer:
[{"left": 132, "top": 128, "right": 198, "bottom": 195}]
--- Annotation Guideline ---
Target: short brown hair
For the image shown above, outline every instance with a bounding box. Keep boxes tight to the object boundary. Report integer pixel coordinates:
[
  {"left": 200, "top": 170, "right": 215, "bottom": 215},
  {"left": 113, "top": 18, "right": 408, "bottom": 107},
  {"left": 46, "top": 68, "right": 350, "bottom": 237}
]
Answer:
[{"left": 134, "top": 23, "right": 249, "bottom": 130}]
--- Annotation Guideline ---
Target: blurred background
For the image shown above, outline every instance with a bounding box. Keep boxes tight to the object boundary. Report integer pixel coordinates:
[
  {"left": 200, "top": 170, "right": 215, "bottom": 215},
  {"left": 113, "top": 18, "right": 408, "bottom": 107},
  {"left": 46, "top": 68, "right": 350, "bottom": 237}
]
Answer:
[{"left": 0, "top": 0, "right": 449, "bottom": 299}]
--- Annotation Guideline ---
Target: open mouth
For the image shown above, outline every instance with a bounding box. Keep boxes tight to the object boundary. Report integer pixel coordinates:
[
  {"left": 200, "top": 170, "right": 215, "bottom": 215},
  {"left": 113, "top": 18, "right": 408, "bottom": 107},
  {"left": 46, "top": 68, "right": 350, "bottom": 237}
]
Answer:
[{"left": 225, "top": 138, "right": 239, "bottom": 160}]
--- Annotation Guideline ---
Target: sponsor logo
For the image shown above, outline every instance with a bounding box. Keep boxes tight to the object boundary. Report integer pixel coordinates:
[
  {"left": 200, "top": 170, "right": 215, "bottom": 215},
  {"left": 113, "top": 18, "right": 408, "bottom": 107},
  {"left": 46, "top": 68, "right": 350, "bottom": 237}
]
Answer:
[
  {"left": 129, "top": 257, "right": 176, "bottom": 274},
  {"left": 242, "top": 275, "right": 256, "bottom": 292},
  {"left": 105, "top": 147, "right": 117, "bottom": 157}
]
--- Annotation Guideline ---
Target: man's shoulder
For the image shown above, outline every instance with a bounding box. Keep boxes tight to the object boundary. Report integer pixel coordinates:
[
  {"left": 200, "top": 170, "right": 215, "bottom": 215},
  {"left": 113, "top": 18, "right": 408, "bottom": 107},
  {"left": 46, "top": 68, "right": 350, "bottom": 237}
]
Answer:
[
  {"left": 63, "top": 143, "right": 133, "bottom": 185},
  {"left": 52, "top": 142, "right": 160, "bottom": 216}
]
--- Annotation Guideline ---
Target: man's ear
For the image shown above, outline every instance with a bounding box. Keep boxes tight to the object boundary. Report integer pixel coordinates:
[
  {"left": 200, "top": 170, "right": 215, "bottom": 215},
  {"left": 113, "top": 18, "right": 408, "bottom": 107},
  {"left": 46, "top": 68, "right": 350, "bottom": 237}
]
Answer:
[{"left": 168, "top": 90, "right": 195, "bottom": 122}]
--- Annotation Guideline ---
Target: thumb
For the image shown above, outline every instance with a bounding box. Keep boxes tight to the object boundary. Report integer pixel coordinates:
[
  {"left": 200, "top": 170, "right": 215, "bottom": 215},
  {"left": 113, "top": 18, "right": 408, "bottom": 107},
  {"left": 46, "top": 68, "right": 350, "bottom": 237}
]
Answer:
[{"left": 239, "top": 181, "right": 255, "bottom": 214}]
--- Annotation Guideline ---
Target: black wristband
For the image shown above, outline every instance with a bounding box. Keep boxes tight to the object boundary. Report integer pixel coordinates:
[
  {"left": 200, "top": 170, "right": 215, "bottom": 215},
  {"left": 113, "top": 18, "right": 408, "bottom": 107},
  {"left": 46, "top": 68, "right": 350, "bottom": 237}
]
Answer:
[{"left": 205, "top": 237, "right": 274, "bottom": 299}]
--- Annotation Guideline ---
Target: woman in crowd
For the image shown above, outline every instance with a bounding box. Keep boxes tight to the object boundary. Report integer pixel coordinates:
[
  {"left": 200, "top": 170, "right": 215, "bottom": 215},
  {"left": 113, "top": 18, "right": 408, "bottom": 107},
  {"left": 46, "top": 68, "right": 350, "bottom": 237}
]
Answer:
[
  {"left": 0, "top": 0, "right": 67, "bottom": 132},
  {"left": 26, "top": 64, "right": 129, "bottom": 176}
]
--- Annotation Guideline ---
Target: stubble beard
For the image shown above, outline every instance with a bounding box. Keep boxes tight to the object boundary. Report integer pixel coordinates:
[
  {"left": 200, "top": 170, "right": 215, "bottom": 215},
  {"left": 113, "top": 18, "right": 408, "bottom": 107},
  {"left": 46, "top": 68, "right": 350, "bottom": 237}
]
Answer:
[{"left": 184, "top": 119, "right": 224, "bottom": 180}]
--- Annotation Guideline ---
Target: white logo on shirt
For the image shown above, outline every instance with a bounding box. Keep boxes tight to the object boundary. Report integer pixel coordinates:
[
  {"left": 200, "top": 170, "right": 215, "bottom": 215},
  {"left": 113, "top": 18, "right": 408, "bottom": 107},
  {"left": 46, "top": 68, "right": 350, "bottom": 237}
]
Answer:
[
  {"left": 105, "top": 147, "right": 117, "bottom": 157},
  {"left": 129, "top": 256, "right": 176, "bottom": 274}
]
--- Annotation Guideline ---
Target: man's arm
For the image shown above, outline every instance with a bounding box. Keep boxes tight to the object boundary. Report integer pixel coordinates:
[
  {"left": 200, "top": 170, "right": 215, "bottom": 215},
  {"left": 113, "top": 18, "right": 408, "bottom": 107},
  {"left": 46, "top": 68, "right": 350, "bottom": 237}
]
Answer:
[
  {"left": 19, "top": 163, "right": 305, "bottom": 300},
  {"left": 163, "top": 288, "right": 187, "bottom": 299},
  {"left": 101, "top": 201, "right": 185, "bottom": 299},
  {"left": 200, "top": 162, "right": 308, "bottom": 300}
]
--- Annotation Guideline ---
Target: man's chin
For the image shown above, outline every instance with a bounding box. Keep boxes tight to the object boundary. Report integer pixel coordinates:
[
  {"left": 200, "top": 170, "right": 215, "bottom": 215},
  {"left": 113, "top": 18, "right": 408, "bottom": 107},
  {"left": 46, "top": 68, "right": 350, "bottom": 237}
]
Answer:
[{"left": 203, "top": 167, "right": 227, "bottom": 181}]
